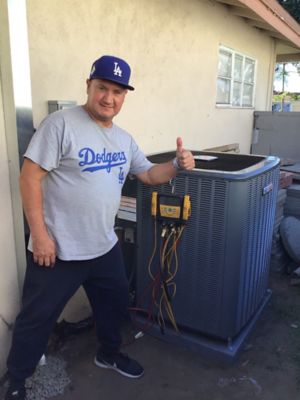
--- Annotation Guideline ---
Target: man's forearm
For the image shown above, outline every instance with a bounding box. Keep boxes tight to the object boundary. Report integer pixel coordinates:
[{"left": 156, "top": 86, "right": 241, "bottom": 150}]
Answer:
[
  {"left": 19, "top": 175, "right": 49, "bottom": 239},
  {"left": 137, "top": 147, "right": 195, "bottom": 186},
  {"left": 19, "top": 165, "right": 56, "bottom": 266},
  {"left": 144, "top": 160, "right": 177, "bottom": 185}
]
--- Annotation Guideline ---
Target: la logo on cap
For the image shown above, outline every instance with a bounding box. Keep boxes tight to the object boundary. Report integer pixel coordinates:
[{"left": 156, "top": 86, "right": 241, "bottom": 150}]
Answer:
[
  {"left": 89, "top": 55, "right": 135, "bottom": 90},
  {"left": 114, "top": 62, "right": 122, "bottom": 77}
]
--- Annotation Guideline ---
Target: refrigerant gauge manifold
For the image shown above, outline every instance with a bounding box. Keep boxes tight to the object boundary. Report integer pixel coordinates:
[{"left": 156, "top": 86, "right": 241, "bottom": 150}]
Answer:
[{"left": 151, "top": 192, "right": 191, "bottom": 224}]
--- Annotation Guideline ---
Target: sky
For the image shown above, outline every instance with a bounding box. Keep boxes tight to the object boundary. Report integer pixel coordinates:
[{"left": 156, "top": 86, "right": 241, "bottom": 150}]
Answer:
[{"left": 274, "top": 63, "right": 300, "bottom": 92}]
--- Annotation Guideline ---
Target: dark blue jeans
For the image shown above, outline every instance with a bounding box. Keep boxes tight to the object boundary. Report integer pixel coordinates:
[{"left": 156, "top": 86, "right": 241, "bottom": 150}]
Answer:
[{"left": 7, "top": 242, "right": 129, "bottom": 382}]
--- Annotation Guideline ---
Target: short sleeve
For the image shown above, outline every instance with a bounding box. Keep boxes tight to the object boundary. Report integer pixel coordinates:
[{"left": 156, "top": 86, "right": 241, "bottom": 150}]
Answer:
[
  {"left": 24, "top": 116, "right": 64, "bottom": 171},
  {"left": 129, "top": 137, "right": 153, "bottom": 175}
]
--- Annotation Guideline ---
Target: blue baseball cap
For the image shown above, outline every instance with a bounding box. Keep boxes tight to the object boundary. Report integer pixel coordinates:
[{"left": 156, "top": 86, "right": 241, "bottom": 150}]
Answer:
[{"left": 89, "top": 55, "right": 134, "bottom": 91}]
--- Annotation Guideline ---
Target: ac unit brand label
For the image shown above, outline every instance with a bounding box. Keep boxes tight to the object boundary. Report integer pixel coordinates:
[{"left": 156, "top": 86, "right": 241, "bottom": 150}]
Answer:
[{"left": 262, "top": 182, "right": 273, "bottom": 196}]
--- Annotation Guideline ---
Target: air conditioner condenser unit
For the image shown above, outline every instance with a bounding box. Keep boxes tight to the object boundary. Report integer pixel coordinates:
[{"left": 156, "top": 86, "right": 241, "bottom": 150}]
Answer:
[{"left": 135, "top": 151, "right": 280, "bottom": 360}]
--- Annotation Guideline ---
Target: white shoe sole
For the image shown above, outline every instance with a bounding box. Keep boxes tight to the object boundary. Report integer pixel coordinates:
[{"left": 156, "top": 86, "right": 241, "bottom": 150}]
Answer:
[{"left": 94, "top": 357, "right": 144, "bottom": 379}]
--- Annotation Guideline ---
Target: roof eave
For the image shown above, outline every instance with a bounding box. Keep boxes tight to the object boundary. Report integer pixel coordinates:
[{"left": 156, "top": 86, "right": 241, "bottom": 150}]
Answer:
[
  {"left": 240, "top": 0, "right": 300, "bottom": 48},
  {"left": 216, "top": 0, "right": 300, "bottom": 49}
]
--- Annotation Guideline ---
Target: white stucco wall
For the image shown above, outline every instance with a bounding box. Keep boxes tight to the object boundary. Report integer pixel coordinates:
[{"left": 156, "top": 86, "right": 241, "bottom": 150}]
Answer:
[
  {"left": 27, "top": 0, "right": 276, "bottom": 154},
  {"left": 0, "top": 0, "right": 28, "bottom": 376},
  {"left": 0, "top": 76, "right": 21, "bottom": 376}
]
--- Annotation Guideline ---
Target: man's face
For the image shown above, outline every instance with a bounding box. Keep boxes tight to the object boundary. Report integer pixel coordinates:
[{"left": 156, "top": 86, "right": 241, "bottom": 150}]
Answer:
[{"left": 85, "top": 79, "right": 127, "bottom": 127}]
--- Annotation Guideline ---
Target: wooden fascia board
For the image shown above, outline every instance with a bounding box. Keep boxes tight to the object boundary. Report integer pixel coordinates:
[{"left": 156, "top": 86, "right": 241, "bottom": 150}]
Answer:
[
  {"left": 237, "top": 0, "right": 300, "bottom": 48},
  {"left": 260, "top": 0, "right": 300, "bottom": 33}
]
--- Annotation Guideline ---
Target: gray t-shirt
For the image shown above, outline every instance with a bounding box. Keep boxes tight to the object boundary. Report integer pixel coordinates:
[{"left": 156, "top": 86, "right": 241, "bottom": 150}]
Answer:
[{"left": 25, "top": 106, "right": 153, "bottom": 260}]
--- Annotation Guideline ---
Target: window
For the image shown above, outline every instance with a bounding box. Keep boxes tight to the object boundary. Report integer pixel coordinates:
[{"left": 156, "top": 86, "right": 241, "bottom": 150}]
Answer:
[{"left": 216, "top": 46, "right": 256, "bottom": 108}]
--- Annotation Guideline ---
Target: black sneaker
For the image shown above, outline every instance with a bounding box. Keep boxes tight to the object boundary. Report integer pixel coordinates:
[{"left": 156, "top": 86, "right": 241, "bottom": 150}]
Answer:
[
  {"left": 5, "top": 384, "right": 26, "bottom": 400},
  {"left": 94, "top": 352, "right": 144, "bottom": 378}
]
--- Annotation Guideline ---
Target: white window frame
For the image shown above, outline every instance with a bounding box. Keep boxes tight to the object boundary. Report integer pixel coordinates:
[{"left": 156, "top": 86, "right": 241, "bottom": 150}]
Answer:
[{"left": 216, "top": 45, "right": 256, "bottom": 108}]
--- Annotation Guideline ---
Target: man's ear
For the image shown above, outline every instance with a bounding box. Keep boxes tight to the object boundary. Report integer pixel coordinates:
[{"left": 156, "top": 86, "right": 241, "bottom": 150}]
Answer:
[{"left": 86, "top": 79, "right": 91, "bottom": 94}]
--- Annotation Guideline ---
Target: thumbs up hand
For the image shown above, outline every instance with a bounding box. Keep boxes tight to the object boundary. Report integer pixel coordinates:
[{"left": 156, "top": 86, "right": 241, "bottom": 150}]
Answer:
[{"left": 175, "top": 137, "right": 195, "bottom": 170}]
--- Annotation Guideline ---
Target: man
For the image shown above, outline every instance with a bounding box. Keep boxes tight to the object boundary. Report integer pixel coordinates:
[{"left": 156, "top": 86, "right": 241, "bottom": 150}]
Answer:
[{"left": 5, "top": 55, "right": 195, "bottom": 399}]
